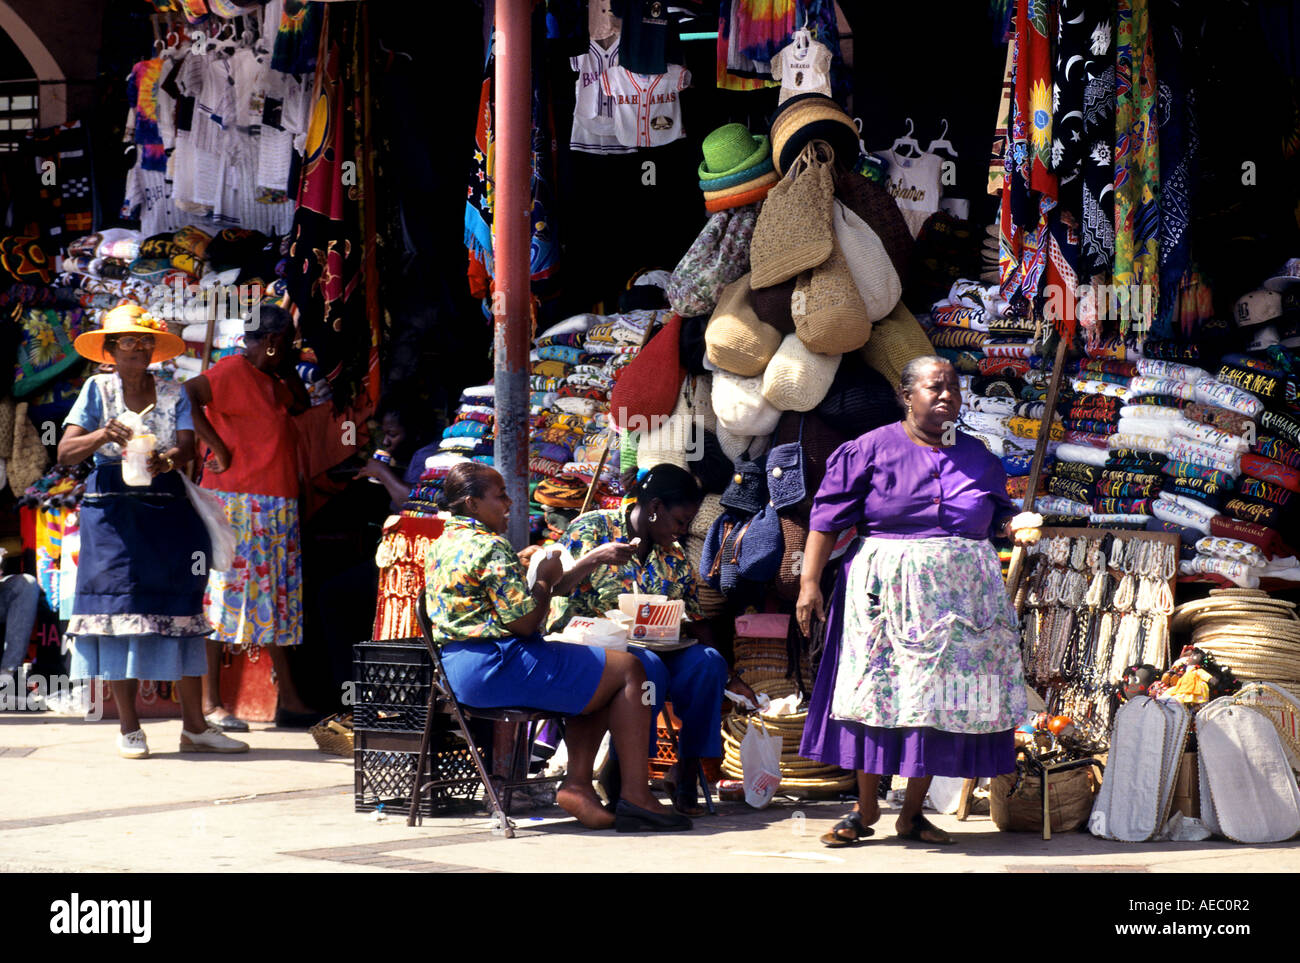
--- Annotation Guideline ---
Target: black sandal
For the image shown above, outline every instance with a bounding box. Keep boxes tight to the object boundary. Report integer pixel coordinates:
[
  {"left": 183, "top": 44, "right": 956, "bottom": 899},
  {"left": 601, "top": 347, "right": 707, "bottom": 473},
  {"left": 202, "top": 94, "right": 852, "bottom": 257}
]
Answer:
[
  {"left": 896, "top": 813, "right": 955, "bottom": 845},
  {"left": 820, "top": 811, "right": 875, "bottom": 848}
]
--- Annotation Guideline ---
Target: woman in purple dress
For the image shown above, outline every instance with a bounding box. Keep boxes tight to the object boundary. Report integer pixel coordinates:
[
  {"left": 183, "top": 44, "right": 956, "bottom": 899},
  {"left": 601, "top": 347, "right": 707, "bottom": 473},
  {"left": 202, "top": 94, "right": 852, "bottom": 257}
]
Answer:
[{"left": 796, "top": 356, "right": 1037, "bottom": 846}]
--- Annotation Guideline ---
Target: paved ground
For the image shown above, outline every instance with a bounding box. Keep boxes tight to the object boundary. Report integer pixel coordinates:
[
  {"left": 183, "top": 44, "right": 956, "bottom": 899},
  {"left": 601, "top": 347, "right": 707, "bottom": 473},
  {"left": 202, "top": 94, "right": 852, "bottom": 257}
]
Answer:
[{"left": 3, "top": 715, "right": 1300, "bottom": 873}]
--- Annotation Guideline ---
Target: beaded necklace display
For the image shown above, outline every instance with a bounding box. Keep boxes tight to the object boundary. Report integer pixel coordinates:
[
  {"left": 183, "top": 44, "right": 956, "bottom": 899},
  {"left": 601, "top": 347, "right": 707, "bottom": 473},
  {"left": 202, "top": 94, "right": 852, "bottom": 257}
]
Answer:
[{"left": 1020, "top": 532, "right": 1177, "bottom": 731}]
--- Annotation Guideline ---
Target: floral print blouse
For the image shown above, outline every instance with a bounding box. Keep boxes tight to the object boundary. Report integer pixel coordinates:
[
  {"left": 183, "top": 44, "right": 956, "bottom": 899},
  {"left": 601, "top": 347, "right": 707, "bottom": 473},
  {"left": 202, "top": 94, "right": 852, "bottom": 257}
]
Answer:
[
  {"left": 547, "top": 508, "right": 702, "bottom": 632},
  {"left": 424, "top": 515, "right": 537, "bottom": 641}
]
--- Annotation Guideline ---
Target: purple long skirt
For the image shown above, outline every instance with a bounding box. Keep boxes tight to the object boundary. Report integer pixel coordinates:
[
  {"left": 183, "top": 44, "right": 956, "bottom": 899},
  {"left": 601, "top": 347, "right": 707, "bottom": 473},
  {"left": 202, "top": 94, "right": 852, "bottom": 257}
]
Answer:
[{"left": 798, "top": 540, "right": 1017, "bottom": 779}]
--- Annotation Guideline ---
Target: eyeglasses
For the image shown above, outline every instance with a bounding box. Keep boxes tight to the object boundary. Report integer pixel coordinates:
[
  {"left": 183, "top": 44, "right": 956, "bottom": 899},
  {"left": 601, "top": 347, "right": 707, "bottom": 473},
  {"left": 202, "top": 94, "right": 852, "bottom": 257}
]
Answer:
[{"left": 108, "top": 335, "right": 156, "bottom": 352}]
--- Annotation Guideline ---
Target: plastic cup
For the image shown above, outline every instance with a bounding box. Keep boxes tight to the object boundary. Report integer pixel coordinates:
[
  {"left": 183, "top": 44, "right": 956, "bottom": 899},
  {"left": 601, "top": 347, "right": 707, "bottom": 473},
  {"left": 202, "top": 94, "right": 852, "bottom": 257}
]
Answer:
[{"left": 122, "top": 433, "right": 157, "bottom": 487}]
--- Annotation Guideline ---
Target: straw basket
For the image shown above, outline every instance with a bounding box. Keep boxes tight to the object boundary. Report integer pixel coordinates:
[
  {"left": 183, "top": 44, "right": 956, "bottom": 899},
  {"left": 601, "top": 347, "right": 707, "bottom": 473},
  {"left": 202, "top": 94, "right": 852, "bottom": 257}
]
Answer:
[
  {"left": 720, "top": 710, "right": 854, "bottom": 794},
  {"left": 310, "top": 712, "right": 355, "bottom": 757}
]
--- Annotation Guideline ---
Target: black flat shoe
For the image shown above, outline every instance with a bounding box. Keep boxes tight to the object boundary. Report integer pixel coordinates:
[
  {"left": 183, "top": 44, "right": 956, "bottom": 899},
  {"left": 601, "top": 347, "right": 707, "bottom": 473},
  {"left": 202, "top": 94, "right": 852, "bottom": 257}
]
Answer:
[
  {"left": 274, "top": 709, "right": 321, "bottom": 729},
  {"left": 613, "top": 799, "right": 693, "bottom": 833}
]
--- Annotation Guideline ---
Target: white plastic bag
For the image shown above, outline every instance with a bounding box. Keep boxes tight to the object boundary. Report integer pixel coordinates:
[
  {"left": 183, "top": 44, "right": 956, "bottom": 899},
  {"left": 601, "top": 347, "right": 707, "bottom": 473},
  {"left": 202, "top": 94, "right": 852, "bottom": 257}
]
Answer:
[
  {"left": 180, "top": 472, "right": 236, "bottom": 573},
  {"left": 740, "top": 717, "right": 783, "bottom": 809}
]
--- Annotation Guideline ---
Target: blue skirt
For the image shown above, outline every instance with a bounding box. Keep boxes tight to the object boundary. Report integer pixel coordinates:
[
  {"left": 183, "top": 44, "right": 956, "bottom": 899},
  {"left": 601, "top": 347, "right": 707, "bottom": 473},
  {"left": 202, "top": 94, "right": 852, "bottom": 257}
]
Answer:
[
  {"left": 70, "top": 635, "right": 208, "bottom": 682},
  {"left": 441, "top": 635, "right": 606, "bottom": 716},
  {"left": 68, "top": 464, "right": 212, "bottom": 683}
]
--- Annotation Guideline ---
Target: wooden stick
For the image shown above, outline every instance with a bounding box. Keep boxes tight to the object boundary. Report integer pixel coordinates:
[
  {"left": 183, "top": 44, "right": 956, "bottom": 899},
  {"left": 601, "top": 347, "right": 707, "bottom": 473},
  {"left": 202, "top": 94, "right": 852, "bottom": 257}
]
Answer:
[
  {"left": 577, "top": 315, "right": 663, "bottom": 517},
  {"left": 200, "top": 312, "right": 217, "bottom": 373},
  {"left": 1004, "top": 334, "right": 1070, "bottom": 602},
  {"left": 578, "top": 434, "right": 614, "bottom": 517}
]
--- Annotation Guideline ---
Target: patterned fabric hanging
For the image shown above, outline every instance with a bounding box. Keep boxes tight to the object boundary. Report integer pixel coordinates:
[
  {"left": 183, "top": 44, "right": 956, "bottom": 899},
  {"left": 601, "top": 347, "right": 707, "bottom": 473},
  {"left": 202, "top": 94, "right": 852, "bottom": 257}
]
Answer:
[
  {"left": 1152, "top": 0, "right": 1205, "bottom": 338},
  {"left": 464, "top": 4, "right": 559, "bottom": 304},
  {"left": 1002, "top": 0, "right": 1082, "bottom": 340},
  {"left": 1113, "top": 0, "right": 1159, "bottom": 336},
  {"left": 1079, "top": 2, "right": 1116, "bottom": 291},
  {"left": 285, "top": 4, "right": 370, "bottom": 401}
]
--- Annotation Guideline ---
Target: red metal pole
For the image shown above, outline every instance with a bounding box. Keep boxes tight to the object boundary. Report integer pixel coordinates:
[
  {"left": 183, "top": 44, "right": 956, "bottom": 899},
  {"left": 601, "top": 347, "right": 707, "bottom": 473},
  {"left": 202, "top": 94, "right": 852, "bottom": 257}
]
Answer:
[{"left": 493, "top": 0, "right": 532, "bottom": 549}]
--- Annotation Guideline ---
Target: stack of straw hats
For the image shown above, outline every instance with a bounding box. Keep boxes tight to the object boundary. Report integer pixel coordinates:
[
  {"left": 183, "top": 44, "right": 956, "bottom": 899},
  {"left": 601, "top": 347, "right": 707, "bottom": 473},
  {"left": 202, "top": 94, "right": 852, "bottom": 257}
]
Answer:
[
  {"left": 698, "top": 124, "right": 778, "bottom": 213},
  {"left": 1172, "top": 589, "right": 1300, "bottom": 697}
]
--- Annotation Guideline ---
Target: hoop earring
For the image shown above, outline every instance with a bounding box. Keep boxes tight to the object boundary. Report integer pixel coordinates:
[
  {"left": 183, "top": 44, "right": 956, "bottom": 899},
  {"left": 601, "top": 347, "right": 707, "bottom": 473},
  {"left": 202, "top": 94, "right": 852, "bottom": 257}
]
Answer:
[
  {"left": 649, "top": 512, "right": 658, "bottom": 523},
  {"left": 266, "top": 346, "right": 277, "bottom": 357}
]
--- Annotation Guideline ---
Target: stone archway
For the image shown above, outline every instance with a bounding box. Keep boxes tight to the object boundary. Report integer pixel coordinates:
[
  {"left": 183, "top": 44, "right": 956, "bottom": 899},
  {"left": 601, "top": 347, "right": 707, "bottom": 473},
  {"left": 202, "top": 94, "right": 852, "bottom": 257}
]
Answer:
[{"left": 0, "top": 0, "right": 65, "bottom": 128}]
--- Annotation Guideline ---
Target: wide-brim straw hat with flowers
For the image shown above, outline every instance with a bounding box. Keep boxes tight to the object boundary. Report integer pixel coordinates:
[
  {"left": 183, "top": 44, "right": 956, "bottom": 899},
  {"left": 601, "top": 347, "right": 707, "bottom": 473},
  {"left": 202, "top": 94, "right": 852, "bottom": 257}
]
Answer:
[{"left": 73, "top": 303, "right": 185, "bottom": 365}]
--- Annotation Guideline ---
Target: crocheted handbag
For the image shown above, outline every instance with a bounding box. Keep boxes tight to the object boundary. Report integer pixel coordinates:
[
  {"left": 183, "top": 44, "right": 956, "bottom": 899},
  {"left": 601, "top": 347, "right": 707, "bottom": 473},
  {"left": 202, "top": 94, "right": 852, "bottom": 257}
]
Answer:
[{"left": 720, "top": 448, "right": 768, "bottom": 516}]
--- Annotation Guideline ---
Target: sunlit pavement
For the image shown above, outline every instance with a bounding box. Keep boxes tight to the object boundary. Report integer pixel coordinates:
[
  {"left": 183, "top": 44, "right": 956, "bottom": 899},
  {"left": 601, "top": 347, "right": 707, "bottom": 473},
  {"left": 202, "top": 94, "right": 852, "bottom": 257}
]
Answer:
[{"left": 3, "top": 716, "right": 1298, "bottom": 873}]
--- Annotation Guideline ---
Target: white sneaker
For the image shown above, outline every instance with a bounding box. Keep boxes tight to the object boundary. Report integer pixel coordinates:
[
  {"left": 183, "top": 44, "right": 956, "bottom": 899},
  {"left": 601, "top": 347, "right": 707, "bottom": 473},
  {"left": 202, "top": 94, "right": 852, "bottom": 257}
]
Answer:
[
  {"left": 117, "top": 729, "right": 149, "bottom": 759},
  {"left": 180, "top": 724, "right": 249, "bottom": 754}
]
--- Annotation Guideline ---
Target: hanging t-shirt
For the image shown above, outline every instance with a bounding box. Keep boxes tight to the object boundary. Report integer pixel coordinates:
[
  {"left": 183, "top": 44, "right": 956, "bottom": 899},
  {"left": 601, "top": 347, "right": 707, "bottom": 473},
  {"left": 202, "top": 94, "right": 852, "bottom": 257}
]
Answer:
[
  {"left": 570, "top": 37, "right": 635, "bottom": 155},
  {"left": 883, "top": 148, "right": 944, "bottom": 238},
  {"left": 599, "top": 63, "right": 690, "bottom": 149},
  {"left": 770, "top": 35, "right": 832, "bottom": 103},
  {"left": 610, "top": 0, "right": 681, "bottom": 75}
]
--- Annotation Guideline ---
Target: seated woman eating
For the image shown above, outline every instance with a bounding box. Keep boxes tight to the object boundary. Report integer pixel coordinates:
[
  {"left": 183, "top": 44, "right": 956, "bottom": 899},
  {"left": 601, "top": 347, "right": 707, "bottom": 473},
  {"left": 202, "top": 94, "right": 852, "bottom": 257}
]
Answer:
[
  {"left": 548, "top": 464, "right": 758, "bottom": 816},
  {"left": 424, "top": 462, "right": 692, "bottom": 833}
]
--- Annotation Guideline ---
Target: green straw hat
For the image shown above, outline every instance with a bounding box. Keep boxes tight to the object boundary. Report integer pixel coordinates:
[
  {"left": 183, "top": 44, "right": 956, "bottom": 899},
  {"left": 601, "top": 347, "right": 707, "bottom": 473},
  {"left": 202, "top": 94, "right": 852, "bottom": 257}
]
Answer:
[{"left": 698, "top": 124, "right": 771, "bottom": 181}]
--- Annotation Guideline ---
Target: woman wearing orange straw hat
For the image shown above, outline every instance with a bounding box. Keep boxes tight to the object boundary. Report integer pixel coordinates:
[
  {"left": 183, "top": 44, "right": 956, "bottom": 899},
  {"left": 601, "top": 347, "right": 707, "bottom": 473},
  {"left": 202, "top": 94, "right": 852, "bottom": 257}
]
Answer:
[{"left": 58, "top": 304, "right": 247, "bottom": 759}]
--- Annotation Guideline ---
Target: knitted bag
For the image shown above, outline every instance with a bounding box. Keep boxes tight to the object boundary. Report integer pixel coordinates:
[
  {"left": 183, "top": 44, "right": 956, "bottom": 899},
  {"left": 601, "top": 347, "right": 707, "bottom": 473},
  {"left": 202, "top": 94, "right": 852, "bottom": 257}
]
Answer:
[
  {"left": 831, "top": 198, "right": 901, "bottom": 323},
  {"left": 751, "top": 276, "right": 798, "bottom": 334},
  {"left": 736, "top": 501, "right": 784, "bottom": 582},
  {"left": 711, "top": 368, "right": 781, "bottom": 437},
  {"left": 814, "top": 352, "right": 900, "bottom": 438},
  {"left": 774, "top": 510, "right": 809, "bottom": 601},
  {"left": 667, "top": 206, "right": 758, "bottom": 317},
  {"left": 609, "top": 315, "right": 684, "bottom": 432},
  {"left": 638, "top": 373, "right": 710, "bottom": 472},
  {"left": 705, "top": 273, "right": 783, "bottom": 376},
  {"left": 749, "top": 144, "right": 835, "bottom": 290},
  {"left": 720, "top": 448, "right": 768, "bottom": 515},
  {"left": 792, "top": 236, "right": 871, "bottom": 354},
  {"left": 700, "top": 511, "right": 748, "bottom": 592},
  {"left": 762, "top": 333, "right": 840, "bottom": 412},
  {"left": 832, "top": 165, "right": 913, "bottom": 281},
  {"left": 859, "top": 300, "right": 935, "bottom": 388},
  {"left": 764, "top": 420, "right": 806, "bottom": 511}
]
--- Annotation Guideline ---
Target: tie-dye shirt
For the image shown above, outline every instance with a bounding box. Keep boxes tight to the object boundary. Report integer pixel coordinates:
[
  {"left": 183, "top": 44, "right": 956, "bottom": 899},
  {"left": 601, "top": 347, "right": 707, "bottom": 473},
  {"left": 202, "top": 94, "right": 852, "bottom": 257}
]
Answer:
[
  {"left": 424, "top": 515, "right": 536, "bottom": 641},
  {"left": 547, "top": 508, "right": 702, "bottom": 632}
]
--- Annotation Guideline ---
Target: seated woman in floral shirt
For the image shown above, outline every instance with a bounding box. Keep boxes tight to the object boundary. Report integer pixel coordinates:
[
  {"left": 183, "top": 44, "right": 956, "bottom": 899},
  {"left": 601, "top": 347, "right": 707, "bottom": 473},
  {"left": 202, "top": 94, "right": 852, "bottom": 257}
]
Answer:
[
  {"left": 548, "top": 464, "right": 758, "bottom": 816},
  {"left": 425, "top": 462, "right": 691, "bottom": 833}
]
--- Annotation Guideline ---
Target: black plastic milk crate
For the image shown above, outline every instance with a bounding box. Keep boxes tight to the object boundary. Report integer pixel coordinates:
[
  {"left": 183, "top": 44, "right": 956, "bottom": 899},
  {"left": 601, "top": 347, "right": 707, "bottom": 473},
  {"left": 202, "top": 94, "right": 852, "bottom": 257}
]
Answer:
[
  {"left": 353, "top": 639, "right": 432, "bottom": 709},
  {"left": 353, "top": 701, "right": 428, "bottom": 732},
  {"left": 353, "top": 728, "right": 482, "bottom": 816}
]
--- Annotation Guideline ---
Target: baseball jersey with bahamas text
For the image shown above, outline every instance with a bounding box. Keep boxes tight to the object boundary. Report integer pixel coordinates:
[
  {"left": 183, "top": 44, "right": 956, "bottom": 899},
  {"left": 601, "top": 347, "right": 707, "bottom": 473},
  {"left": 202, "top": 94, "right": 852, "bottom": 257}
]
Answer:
[
  {"left": 570, "top": 38, "right": 636, "bottom": 155},
  {"left": 600, "top": 63, "right": 690, "bottom": 149}
]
